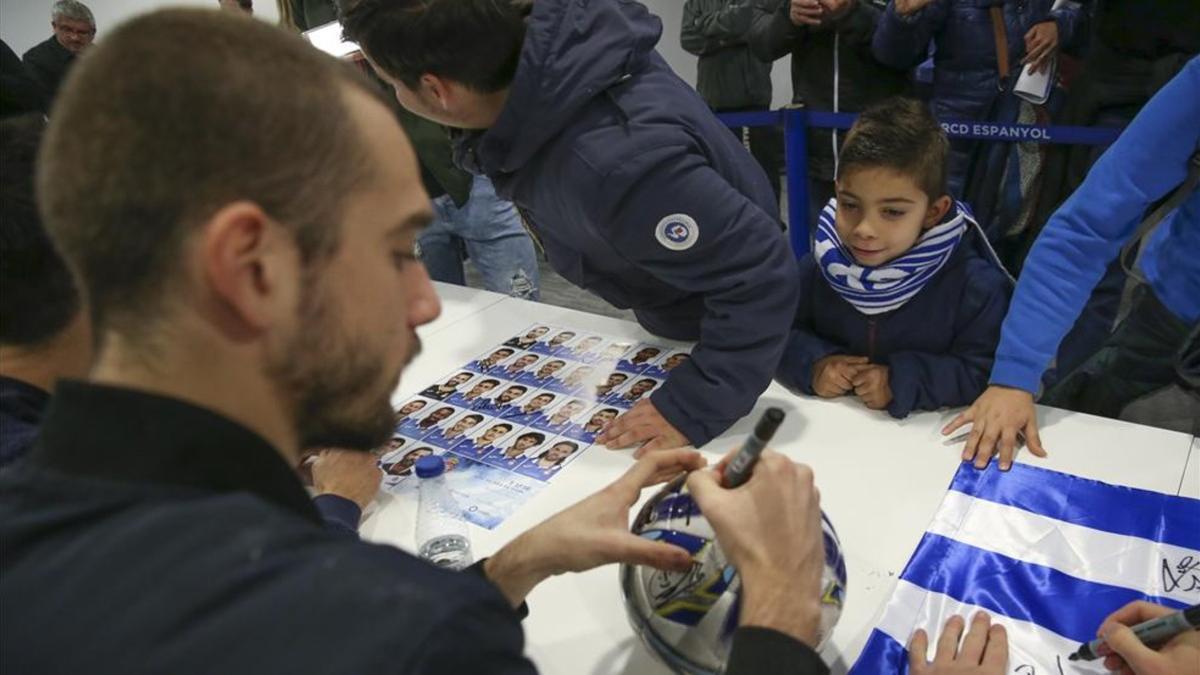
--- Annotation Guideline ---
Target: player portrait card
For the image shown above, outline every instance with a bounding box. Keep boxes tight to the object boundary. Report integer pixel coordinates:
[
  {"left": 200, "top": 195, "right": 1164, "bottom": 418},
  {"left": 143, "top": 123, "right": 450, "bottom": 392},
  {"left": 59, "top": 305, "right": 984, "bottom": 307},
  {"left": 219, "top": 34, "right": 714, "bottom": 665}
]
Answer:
[
  {"left": 399, "top": 402, "right": 465, "bottom": 439},
  {"left": 444, "top": 375, "right": 504, "bottom": 408},
  {"left": 642, "top": 350, "right": 691, "bottom": 379},
  {"left": 422, "top": 409, "right": 488, "bottom": 449},
  {"left": 495, "top": 351, "right": 544, "bottom": 381},
  {"left": 466, "top": 346, "right": 520, "bottom": 375},
  {"left": 379, "top": 443, "right": 439, "bottom": 484},
  {"left": 592, "top": 370, "right": 631, "bottom": 401},
  {"left": 501, "top": 325, "right": 552, "bottom": 351},
  {"left": 515, "top": 355, "right": 570, "bottom": 388},
  {"left": 560, "top": 334, "right": 605, "bottom": 362},
  {"left": 392, "top": 396, "right": 436, "bottom": 431},
  {"left": 604, "top": 375, "right": 663, "bottom": 409},
  {"left": 530, "top": 329, "right": 578, "bottom": 355},
  {"left": 480, "top": 429, "right": 550, "bottom": 471},
  {"left": 595, "top": 340, "right": 635, "bottom": 365},
  {"left": 513, "top": 437, "right": 584, "bottom": 482},
  {"left": 473, "top": 381, "right": 531, "bottom": 417},
  {"left": 547, "top": 362, "right": 602, "bottom": 396},
  {"left": 500, "top": 389, "right": 561, "bottom": 426},
  {"left": 450, "top": 419, "right": 518, "bottom": 460},
  {"left": 529, "top": 397, "right": 591, "bottom": 435},
  {"left": 563, "top": 404, "right": 620, "bottom": 444},
  {"left": 418, "top": 370, "right": 476, "bottom": 401},
  {"left": 615, "top": 345, "right": 665, "bottom": 374}
]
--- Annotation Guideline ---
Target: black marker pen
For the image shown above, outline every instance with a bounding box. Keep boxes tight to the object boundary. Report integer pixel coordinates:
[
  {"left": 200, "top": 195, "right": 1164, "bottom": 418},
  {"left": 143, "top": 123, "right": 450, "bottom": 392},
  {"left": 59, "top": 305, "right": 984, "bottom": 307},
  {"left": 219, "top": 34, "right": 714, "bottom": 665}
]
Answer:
[{"left": 722, "top": 408, "right": 785, "bottom": 488}]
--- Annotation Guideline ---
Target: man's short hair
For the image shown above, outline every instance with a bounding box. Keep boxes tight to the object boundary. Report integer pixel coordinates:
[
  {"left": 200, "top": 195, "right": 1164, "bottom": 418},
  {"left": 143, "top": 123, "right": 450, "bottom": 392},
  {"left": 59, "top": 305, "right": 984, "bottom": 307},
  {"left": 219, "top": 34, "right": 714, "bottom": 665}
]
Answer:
[
  {"left": 340, "top": 0, "right": 527, "bottom": 92},
  {"left": 0, "top": 114, "right": 81, "bottom": 346},
  {"left": 52, "top": 0, "right": 95, "bottom": 25},
  {"left": 837, "top": 97, "right": 949, "bottom": 200},
  {"left": 39, "top": 9, "right": 380, "bottom": 343}
]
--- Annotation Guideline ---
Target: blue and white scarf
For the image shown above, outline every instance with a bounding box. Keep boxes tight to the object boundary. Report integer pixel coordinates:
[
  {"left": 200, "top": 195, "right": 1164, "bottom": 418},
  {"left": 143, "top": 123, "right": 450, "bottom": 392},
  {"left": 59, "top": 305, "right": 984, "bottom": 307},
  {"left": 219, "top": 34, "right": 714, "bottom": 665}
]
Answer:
[{"left": 814, "top": 198, "right": 976, "bottom": 316}]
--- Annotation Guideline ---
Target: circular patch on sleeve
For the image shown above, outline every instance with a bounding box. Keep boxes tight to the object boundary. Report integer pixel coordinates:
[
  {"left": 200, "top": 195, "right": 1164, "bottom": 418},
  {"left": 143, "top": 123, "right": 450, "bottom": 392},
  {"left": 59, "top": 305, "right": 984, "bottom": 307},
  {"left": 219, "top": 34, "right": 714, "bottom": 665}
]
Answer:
[{"left": 654, "top": 214, "right": 700, "bottom": 251}]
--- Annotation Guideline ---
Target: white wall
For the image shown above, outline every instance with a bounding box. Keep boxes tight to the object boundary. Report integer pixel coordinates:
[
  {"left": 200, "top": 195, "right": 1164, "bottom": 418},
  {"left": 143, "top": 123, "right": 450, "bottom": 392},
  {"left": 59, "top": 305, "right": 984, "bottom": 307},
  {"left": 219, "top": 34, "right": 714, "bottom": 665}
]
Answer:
[
  {"left": 640, "top": 0, "right": 793, "bottom": 109},
  {"left": 0, "top": 0, "right": 790, "bottom": 108},
  {"left": 0, "top": 0, "right": 279, "bottom": 56}
]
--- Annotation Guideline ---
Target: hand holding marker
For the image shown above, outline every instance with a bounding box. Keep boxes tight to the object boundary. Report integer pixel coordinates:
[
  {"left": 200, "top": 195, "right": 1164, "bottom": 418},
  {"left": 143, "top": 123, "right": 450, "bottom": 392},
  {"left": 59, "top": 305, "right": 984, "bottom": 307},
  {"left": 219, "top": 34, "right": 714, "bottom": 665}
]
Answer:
[{"left": 1068, "top": 603, "right": 1199, "bottom": 661}]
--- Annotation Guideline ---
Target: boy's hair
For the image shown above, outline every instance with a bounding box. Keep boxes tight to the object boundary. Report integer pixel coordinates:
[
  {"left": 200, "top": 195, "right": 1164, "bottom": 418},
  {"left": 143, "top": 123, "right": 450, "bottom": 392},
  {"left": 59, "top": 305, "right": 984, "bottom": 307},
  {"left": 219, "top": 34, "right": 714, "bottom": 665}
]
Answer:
[
  {"left": 837, "top": 98, "right": 949, "bottom": 199},
  {"left": 0, "top": 114, "right": 81, "bottom": 346},
  {"left": 340, "top": 0, "right": 528, "bottom": 93}
]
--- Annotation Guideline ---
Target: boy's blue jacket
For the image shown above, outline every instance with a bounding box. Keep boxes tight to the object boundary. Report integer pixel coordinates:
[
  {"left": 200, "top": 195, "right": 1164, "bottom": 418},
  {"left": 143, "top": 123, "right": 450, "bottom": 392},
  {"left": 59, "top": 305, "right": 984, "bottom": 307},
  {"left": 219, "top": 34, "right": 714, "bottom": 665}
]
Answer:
[
  {"left": 992, "top": 57, "right": 1200, "bottom": 393},
  {"left": 777, "top": 222, "right": 1012, "bottom": 418},
  {"left": 454, "top": 0, "right": 799, "bottom": 446}
]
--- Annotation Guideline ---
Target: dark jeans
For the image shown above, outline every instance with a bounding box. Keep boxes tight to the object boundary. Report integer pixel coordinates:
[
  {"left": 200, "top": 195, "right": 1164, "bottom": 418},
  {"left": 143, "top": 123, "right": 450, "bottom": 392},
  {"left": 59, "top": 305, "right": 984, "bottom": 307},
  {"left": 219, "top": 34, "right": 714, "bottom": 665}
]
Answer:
[{"left": 1043, "top": 285, "right": 1199, "bottom": 425}]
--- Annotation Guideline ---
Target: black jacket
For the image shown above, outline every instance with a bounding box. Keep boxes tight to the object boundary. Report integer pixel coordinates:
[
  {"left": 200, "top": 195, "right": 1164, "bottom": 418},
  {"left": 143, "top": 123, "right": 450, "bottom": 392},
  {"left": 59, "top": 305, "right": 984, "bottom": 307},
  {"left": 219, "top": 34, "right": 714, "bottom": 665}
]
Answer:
[
  {"left": 1, "top": 40, "right": 46, "bottom": 117},
  {"left": 747, "top": 0, "right": 908, "bottom": 180},
  {"left": 21, "top": 36, "right": 74, "bottom": 106},
  {"left": 0, "top": 381, "right": 828, "bottom": 674},
  {"left": 682, "top": 0, "right": 773, "bottom": 109}
]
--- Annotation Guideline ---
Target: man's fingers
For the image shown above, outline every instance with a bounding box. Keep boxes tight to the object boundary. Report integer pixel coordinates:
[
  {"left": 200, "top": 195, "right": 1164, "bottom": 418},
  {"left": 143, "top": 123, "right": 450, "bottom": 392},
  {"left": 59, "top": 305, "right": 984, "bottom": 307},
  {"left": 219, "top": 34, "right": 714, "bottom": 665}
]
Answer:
[
  {"left": 614, "top": 534, "right": 694, "bottom": 572},
  {"left": 981, "top": 624, "right": 1008, "bottom": 667},
  {"left": 959, "top": 611, "right": 992, "bottom": 663},
  {"left": 1024, "top": 419, "right": 1047, "bottom": 457},
  {"left": 844, "top": 355, "right": 870, "bottom": 365},
  {"left": 907, "top": 629, "right": 930, "bottom": 673},
  {"left": 617, "top": 449, "right": 705, "bottom": 493},
  {"left": 943, "top": 408, "right": 972, "bottom": 436},
  {"left": 998, "top": 427, "right": 1017, "bottom": 471},
  {"left": 1102, "top": 601, "right": 1173, "bottom": 632},
  {"left": 1103, "top": 623, "right": 1163, "bottom": 674},
  {"left": 934, "top": 615, "right": 965, "bottom": 663},
  {"left": 973, "top": 426, "right": 999, "bottom": 469},
  {"left": 634, "top": 434, "right": 686, "bottom": 459}
]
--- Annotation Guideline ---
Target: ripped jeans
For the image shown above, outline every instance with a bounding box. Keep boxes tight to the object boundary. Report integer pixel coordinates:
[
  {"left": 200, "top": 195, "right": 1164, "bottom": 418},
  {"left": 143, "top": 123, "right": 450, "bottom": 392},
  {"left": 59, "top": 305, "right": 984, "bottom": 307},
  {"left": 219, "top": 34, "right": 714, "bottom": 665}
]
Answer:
[{"left": 418, "top": 175, "right": 540, "bottom": 300}]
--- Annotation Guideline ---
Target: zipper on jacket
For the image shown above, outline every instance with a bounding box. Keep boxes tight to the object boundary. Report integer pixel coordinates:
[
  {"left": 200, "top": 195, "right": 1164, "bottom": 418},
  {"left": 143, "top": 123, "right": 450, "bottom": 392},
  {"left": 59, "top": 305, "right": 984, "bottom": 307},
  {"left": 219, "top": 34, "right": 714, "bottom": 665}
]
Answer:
[{"left": 515, "top": 204, "right": 546, "bottom": 256}]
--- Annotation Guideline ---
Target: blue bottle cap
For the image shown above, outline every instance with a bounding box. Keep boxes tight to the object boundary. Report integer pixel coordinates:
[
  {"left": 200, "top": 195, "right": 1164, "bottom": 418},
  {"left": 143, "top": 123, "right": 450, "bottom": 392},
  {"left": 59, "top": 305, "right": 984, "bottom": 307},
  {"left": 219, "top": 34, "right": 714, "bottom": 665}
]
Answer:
[{"left": 415, "top": 455, "right": 446, "bottom": 478}]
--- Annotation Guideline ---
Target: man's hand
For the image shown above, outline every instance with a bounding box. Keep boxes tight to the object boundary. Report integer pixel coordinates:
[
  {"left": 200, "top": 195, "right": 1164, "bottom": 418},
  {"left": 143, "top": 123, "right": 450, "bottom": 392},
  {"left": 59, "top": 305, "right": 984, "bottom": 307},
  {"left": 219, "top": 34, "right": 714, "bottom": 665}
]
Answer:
[
  {"left": 1022, "top": 21, "right": 1059, "bottom": 74},
  {"left": 816, "top": 0, "right": 856, "bottom": 21},
  {"left": 687, "top": 451, "right": 825, "bottom": 647},
  {"left": 1097, "top": 601, "right": 1200, "bottom": 675},
  {"left": 908, "top": 613, "right": 1008, "bottom": 674},
  {"left": 943, "top": 385, "right": 1047, "bottom": 471},
  {"left": 813, "top": 354, "right": 870, "bottom": 398},
  {"left": 311, "top": 449, "right": 383, "bottom": 511},
  {"left": 894, "top": 0, "right": 935, "bottom": 17},
  {"left": 790, "top": 0, "right": 824, "bottom": 26},
  {"left": 852, "top": 364, "right": 892, "bottom": 410},
  {"left": 596, "top": 399, "right": 690, "bottom": 458},
  {"left": 484, "top": 449, "right": 706, "bottom": 607}
]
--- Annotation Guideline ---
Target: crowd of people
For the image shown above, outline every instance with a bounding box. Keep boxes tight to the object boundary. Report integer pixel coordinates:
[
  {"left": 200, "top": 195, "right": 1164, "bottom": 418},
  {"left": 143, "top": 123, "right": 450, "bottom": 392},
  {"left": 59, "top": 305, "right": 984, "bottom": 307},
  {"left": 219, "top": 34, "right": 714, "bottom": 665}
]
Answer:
[{"left": 0, "top": 0, "right": 1196, "bottom": 674}]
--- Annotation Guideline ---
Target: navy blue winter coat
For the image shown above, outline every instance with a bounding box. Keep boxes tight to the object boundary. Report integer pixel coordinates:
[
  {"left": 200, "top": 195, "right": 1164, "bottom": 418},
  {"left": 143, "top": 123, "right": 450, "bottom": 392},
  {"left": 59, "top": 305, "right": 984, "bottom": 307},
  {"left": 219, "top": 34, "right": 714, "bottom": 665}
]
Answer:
[
  {"left": 776, "top": 227, "right": 1012, "bottom": 418},
  {"left": 455, "top": 0, "right": 800, "bottom": 446}
]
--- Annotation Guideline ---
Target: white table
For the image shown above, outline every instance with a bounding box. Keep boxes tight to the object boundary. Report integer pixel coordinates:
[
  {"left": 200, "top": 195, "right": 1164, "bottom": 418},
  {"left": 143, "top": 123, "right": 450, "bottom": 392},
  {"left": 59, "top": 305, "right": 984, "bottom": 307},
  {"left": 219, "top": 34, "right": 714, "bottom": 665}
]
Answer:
[{"left": 362, "top": 283, "right": 1197, "bottom": 675}]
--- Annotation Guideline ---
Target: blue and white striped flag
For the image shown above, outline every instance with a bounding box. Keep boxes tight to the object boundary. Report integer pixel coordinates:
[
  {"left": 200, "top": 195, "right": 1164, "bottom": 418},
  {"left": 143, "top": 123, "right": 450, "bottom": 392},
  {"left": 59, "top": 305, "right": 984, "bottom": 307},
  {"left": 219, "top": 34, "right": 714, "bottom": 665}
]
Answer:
[{"left": 850, "top": 463, "right": 1200, "bottom": 673}]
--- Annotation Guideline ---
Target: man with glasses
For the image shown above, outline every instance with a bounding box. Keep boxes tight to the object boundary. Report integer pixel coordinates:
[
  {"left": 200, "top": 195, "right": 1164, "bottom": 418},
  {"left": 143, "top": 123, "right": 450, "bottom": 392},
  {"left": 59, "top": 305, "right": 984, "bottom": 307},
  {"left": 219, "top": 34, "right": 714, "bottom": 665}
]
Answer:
[{"left": 22, "top": 0, "right": 96, "bottom": 105}]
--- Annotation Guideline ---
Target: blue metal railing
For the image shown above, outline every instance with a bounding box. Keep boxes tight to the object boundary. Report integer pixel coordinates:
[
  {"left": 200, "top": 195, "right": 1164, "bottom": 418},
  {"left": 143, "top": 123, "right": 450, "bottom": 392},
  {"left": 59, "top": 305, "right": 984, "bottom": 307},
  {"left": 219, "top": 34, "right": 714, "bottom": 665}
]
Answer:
[{"left": 716, "top": 109, "right": 1123, "bottom": 257}]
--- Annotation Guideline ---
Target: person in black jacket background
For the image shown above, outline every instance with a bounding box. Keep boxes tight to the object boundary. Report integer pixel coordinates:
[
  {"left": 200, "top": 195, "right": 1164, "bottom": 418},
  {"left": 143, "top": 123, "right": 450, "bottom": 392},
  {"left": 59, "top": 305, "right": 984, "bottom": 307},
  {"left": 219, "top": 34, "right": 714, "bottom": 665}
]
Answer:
[{"left": 21, "top": 0, "right": 95, "bottom": 107}]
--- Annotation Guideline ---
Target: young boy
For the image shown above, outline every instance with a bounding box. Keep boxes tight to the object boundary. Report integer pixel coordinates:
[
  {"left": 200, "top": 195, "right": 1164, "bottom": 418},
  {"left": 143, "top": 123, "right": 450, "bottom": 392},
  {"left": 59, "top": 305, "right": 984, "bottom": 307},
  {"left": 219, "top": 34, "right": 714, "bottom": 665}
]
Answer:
[{"left": 777, "top": 98, "right": 1012, "bottom": 418}]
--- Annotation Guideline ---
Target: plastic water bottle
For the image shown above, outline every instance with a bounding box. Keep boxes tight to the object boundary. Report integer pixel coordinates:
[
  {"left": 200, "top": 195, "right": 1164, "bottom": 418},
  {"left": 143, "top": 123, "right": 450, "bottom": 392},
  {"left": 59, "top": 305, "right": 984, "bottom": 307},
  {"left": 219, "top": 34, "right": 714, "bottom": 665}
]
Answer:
[{"left": 414, "top": 455, "right": 473, "bottom": 570}]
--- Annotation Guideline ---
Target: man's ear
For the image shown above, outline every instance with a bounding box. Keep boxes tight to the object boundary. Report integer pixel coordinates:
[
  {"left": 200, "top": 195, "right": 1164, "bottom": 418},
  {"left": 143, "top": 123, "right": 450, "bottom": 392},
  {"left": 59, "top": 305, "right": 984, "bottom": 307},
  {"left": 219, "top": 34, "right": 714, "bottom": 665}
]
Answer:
[
  {"left": 420, "top": 73, "right": 450, "bottom": 111},
  {"left": 199, "top": 202, "right": 300, "bottom": 339},
  {"left": 924, "top": 195, "right": 953, "bottom": 229}
]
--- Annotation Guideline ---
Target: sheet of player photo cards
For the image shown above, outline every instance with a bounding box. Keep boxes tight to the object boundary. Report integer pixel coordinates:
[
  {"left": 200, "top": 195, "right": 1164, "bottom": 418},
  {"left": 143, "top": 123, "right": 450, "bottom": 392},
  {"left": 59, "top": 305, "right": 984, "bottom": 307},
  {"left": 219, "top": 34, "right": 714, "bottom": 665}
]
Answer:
[{"left": 377, "top": 324, "right": 692, "bottom": 530}]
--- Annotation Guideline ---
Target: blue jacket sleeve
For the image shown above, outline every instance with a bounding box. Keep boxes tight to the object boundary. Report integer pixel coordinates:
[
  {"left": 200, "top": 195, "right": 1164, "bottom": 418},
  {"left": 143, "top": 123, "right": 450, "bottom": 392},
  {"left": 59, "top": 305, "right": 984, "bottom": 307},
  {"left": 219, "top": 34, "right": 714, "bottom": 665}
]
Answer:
[
  {"left": 871, "top": 0, "right": 950, "bottom": 71},
  {"left": 887, "top": 260, "right": 1012, "bottom": 418},
  {"left": 312, "top": 494, "right": 362, "bottom": 536},
  {"left": 682, "top": 0, "right": 756, "bottom": 56},
  {"left": 991, "top": 57, "right": 1200, "bottom": 393},
  {"left": 776, "top": 256, "right": 846, "bottom": 395},
  {"left": 581, "top": 145, "right": 800, "bottom": 447}
]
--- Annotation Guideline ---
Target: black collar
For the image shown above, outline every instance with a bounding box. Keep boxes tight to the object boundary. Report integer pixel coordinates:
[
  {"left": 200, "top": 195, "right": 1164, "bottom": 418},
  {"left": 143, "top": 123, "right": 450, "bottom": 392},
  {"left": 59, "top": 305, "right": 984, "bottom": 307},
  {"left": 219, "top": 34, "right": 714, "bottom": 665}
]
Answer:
[{"left": 31, "top": 380, "right": 320, "bottom": 523}]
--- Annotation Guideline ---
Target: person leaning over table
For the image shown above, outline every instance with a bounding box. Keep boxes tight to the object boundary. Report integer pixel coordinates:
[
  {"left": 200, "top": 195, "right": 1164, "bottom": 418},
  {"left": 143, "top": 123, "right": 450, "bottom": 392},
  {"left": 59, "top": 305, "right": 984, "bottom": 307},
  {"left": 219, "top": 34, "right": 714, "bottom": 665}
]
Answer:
[{"left": 0, "top": 10, "right": 852, "bottom": 673}]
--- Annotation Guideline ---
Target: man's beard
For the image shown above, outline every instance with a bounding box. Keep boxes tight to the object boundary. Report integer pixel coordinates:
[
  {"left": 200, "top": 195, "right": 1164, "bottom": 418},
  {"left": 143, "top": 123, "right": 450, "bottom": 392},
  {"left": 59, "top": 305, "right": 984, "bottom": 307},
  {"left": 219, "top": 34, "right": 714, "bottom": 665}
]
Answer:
[{"left": 266, "top": 276, "right": 418, "bottom": 452}]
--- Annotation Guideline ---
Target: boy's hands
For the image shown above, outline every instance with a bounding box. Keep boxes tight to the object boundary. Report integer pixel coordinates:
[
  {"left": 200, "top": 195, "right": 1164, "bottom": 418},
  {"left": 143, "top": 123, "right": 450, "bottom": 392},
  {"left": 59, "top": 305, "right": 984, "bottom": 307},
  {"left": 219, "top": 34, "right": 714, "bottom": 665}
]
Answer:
[
  {"left": 852, "top": 364, "right": 892, "bottom": 410},
  {"left": 943, "top": 385, "right": 1047, "bottom": 471},
  {"left": 813, "top": 354, "right": 869, "bottom": 398}
]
